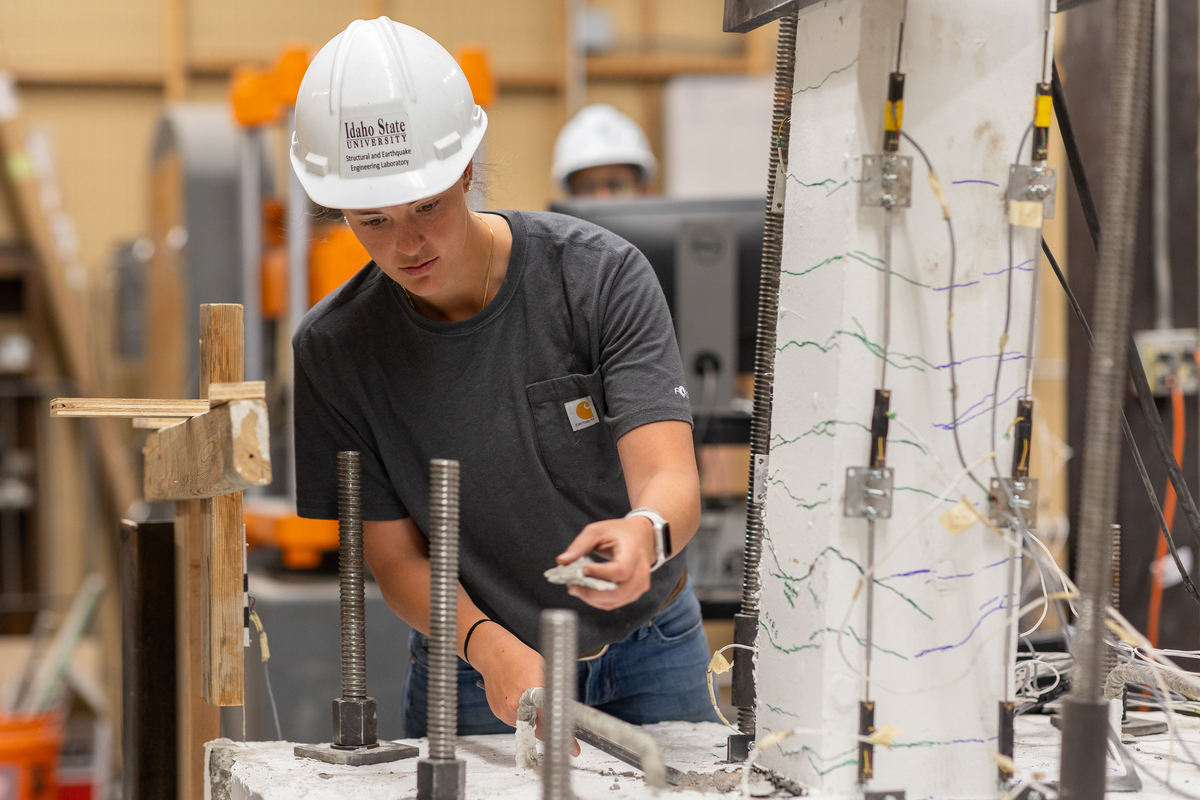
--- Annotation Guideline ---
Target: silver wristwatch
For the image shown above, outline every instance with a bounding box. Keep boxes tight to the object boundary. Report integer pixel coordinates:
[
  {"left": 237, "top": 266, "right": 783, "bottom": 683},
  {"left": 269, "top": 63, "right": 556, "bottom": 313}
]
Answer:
[{"left": 626, "top": 507, "right": 672, "bottom": 572}]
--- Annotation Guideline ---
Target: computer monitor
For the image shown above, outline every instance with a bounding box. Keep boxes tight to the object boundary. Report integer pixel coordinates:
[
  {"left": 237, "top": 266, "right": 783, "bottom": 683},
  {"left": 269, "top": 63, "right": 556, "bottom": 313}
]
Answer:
[{"left": 549, "top": 196, "right": 764, "bottom": 418}]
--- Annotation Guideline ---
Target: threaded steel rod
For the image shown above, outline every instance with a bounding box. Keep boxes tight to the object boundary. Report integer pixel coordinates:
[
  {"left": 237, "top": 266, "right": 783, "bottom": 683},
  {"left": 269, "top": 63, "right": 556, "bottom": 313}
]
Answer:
[
  {"left": 427, "top": 458, "right": 461, "bottom": 762},
  {"left": 1104, "top": 524, "right": 1121, "bottom": 678},
  {"left": 1071, "top": 0, "right": 1151, "bottom": 708},
  {"left": 1060, "top": 0, "right": 1153, "bottom": 796},
  {"left": 734, "top": 7, "right": 797, "bottom": 741},
  {"left": 541, "top": 610, "right": 577, "bottom": 800},
  {"left": 337, "top": 451, "right": 366, "bottom": 701},
  {"left": 742, "top": 7, "right": 797, "bottom": 617}
]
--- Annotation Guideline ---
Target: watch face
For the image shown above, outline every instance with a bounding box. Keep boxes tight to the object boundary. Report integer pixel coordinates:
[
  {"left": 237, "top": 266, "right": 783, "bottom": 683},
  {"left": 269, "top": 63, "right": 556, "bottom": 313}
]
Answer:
[{"left": 662, "top": 521, "right": 672, "bottom": 557}]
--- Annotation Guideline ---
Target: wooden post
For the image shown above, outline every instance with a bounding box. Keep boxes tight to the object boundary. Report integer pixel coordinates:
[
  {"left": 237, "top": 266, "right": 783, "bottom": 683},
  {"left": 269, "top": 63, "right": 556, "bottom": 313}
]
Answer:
[
  {"left": 174, "top": 497, "right": 213, "bottom": 800},
  {"left": 52, "top": 303, "right": 270, "bottom": 800},
  {"left": 197, "top": 304, "right": 245, "bottom": 708},
  {"left": 164, "top": 0, "right": 188, "bottom": 101}
]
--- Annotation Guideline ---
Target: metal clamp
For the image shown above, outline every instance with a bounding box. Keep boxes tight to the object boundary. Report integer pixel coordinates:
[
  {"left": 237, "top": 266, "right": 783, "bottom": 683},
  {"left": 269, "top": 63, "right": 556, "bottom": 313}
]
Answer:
[
  {"left": 988, "top": 476, "right": 1039, "bottom": 530},
  {"left": 861, "top": 155, "right": 913, "bottom": 208},
  {"left": 843, "top": 467, "right": 894, "bottom": 519},
  {"left": 1007, "top": 164, "right": 1058, "bottom": 227}
]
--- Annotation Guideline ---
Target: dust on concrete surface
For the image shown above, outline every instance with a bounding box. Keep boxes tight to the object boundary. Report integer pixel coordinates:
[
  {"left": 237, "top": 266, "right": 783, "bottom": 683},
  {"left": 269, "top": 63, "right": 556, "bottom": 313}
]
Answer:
[
  {"left": 675, "top": 769, "right": 743, "bottom": 792},
  {"left": 674, "top": 766, "right": 807, "bottom": 796}
]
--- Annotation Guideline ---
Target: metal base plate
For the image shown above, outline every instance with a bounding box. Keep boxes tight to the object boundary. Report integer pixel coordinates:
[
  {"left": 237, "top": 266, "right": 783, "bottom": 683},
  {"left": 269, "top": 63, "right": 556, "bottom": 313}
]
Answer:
[
  {"left": 1123, "top": 714, "right": 1169, "bottom": 737},
  {"left": 294, "top": 740, "right": 419, "bottom": 766},
  {"left": 727, "top": 733, "right": 754, "bottom": 762}
]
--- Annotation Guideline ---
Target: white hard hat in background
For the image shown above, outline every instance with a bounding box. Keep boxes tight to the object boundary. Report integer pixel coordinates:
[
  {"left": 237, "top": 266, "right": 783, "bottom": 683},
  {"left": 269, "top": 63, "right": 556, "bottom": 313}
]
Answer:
[
  {"left": 290, "top": 17, "right": 487, "bottom": 210},
  {"left": 551, "top": 104, "right": 657, "bottom": 190}
]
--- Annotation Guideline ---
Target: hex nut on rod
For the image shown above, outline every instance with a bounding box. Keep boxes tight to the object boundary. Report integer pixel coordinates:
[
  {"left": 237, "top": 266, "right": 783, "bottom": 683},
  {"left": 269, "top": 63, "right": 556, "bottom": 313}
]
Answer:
[
  {"left": 419, "top": 458, "right": 466, "bottom": 800},
  {"left": 294, "top": 451, "right": 417, "bottom": 766},
  {"left": 541, "top": 609, "right": 577, "bottom": 800}
]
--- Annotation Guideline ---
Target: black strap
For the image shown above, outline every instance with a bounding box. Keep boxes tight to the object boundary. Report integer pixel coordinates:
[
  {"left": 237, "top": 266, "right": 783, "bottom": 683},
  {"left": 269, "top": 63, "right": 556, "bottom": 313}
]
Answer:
[{"left": 463, "top": 618, "right": 496, "bottom": 666}]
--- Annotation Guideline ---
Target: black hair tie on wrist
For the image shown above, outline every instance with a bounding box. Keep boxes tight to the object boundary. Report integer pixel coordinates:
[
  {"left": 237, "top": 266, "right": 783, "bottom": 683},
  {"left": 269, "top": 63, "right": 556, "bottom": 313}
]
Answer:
[{"left": 463, "top": 618, "right": 495, "bottom": 666}]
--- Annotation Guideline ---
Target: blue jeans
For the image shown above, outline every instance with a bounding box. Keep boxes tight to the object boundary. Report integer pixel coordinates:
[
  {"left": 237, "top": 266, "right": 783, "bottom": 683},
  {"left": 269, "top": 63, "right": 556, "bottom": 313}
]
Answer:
[{"left": 402, "top": 582, "right": 720, "bottom": 736}]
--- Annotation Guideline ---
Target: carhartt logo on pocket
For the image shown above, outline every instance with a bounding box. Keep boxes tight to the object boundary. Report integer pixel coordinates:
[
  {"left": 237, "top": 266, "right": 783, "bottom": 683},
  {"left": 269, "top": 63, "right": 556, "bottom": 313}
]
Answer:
[{"left": 565, "top": 396, "right": 599, "bottom": 432}]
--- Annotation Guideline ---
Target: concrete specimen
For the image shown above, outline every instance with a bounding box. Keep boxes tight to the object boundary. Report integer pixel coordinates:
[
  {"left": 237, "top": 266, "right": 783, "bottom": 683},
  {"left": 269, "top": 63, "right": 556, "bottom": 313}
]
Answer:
[{"left": 755, "top": 1, "right": 1047, "bottom": 796}]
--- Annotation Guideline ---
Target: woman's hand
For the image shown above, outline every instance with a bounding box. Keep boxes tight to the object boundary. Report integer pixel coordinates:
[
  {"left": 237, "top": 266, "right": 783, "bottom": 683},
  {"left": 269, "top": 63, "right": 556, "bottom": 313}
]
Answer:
[
  {"left": 553, "top": 419, "right": 701, "bottom": 611},
  {"left": 556, "top": 516, "right": 656, "bottom": 610},
  {"left": 470, "top": 623, "right": 579, "bottom": 754},
  {"left": 470, "top": 622, "right": 545, "bottom": 726}
]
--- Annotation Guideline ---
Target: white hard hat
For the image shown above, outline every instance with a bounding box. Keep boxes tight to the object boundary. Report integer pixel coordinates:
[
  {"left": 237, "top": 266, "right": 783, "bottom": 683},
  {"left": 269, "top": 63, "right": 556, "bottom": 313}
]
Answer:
[
  {"left": 290, "top": 17, "right": 487, "bottom": 210},
  {"left": 551, "top": 104, "right": 657, "bottom": 189}
]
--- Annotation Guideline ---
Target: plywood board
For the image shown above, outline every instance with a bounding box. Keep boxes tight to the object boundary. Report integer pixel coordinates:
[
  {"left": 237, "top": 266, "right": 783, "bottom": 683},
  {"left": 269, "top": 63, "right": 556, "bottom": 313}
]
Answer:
[
  {"left": 0, "top": 0, "right": 163, "bottom": 72},
  {"left": 51, "top": 397, "right": 209, "bottom": 417}
]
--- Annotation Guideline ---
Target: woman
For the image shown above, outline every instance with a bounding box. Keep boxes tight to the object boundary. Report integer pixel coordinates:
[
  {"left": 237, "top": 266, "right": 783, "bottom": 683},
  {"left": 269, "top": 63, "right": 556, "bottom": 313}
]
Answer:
[{"left": 290, "top": 17, "right": 717, "bottom": 736}]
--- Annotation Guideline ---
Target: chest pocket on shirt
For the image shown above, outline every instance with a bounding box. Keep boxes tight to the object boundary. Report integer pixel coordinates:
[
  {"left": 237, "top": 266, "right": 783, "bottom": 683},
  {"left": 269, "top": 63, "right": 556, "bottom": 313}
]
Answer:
[{"left": 526, "top": 370, "right": 623, "bottom": 490}]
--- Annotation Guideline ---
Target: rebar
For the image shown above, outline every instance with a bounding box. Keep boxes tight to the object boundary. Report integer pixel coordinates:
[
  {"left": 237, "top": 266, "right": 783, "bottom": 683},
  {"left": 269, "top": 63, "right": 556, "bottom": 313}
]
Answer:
[
  {"left": 520, "top": 687, "right": 669, "bottom": 790},
  {"left": 338, "top": 451, "right": 367, "bottom": 701},
  {"left": 427, "top": 458, "right": 461, "bottom": 762},
  {"left": 541, "top": 610, "right": 577, "bottom": 800}
]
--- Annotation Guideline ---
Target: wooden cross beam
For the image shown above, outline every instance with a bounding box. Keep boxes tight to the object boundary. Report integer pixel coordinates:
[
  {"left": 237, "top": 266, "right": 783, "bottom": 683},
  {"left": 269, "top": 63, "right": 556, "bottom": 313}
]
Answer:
[{"left": 51, "top": 303, "right": 271, "bottom": 800}]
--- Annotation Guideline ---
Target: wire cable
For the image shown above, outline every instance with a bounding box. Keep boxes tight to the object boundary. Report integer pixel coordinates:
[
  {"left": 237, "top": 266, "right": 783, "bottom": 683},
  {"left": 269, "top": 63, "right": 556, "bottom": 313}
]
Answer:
[
  {"left": 1149, "top": 377, "right": 1187, "bottom": 645},
  {"left": 1051, "top": 58, "right": 1200, "bottom": 575},
  {"left": 898, "top": 129, "right": 988, "bottom": 498},
  {"left": 1041, "top": 240, "right": 1200, "bottom": 606},
  {"left": 993, "top": 123, "right": 1036, "bottom": 702}
]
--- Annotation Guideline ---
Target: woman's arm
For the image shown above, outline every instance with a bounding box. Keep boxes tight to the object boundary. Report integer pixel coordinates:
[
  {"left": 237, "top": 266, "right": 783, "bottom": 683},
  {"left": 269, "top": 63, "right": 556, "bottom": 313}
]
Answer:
[
  {"left": 363, "top": 519, "right": 545, "bottom": 726},
  {"left": 554, "top": 419, "right": 700, "bottom": 609}
]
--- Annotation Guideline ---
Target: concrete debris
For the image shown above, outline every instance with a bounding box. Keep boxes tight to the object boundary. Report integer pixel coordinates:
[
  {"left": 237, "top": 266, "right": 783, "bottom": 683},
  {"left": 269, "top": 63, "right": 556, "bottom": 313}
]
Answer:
[{"left": 543, "top": 558, "right": 617, "bottom": 591}]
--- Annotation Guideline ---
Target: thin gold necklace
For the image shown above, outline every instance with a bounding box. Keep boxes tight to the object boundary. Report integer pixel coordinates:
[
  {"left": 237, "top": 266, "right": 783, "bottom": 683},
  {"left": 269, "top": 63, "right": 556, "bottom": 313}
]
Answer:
[{"left": 401, "top": 212, "right": 495, "bottom": 314}]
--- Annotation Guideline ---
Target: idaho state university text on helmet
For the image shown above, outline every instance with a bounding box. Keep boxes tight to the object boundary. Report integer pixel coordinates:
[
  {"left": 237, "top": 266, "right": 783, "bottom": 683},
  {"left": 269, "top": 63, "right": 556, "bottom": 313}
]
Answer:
[{"left": 340, "top": 110, "right": 425, "bottom": 179}]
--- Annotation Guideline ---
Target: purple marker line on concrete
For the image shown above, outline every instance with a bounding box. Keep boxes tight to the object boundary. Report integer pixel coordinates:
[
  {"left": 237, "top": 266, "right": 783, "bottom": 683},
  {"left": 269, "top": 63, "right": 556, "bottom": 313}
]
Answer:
[
  {"left": 934, "top": 386, "right": 1024, "bottom": 430},
  {"left": 935, "top": 351, "right": 1027, "bottom": 370},
  {"left": 984, "top": 259, "right": 1035, "bottom": 276},
  {"left": 931, "top": 280, "right": 981, "bottom": 292},
  {"left": 914, "top": 601, "right": 1010, "bottom": 658}
]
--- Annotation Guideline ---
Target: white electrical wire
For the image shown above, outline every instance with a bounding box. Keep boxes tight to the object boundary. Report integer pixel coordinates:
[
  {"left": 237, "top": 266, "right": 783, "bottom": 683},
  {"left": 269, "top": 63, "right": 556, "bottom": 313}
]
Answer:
[{"left": 832, "top": 451, "right": 1005, "bottom": 696}]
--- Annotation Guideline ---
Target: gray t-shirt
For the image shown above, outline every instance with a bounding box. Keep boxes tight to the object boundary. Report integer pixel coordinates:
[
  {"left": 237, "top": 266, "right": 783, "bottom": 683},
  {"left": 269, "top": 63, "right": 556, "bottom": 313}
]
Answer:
[{"left": 293, "top": 210, "right": 692, "bottom": 653}]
